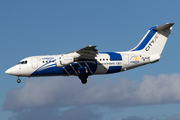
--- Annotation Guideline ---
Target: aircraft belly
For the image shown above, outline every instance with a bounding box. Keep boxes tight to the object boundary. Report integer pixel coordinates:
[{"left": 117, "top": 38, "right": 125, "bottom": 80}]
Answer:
[
  {"left": 95, "top": 64, "right": 108, "bottom": 74},
  {"left": 30, "top": 61, "right": 98, "bottom": 76},
  {"left": 95, "top": 63, "right": 122, "bottom": 74}
]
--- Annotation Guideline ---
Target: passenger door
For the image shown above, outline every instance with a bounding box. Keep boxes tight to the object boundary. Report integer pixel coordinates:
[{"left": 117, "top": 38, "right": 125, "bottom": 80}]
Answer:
[
  {"left": 123, "top": 54, "right": 129, "bottom": 66},
  {"left": 32, "top": 57, "right": 38, "bottom": 69}
]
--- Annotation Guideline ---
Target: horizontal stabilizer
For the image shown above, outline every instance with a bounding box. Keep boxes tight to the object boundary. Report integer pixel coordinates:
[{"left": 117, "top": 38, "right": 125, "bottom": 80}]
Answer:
[{"left": 153, "top": 23, "right": 174, "bottom": 31}]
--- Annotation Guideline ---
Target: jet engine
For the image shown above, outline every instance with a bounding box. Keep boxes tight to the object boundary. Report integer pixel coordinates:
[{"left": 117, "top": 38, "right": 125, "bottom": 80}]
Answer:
[{"left": 55, "top": 56, "right": 74, "bottom": 67}]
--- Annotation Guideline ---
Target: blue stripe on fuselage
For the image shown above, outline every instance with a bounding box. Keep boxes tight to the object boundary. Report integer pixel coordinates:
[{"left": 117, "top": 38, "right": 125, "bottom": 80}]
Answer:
[
  {"left": 31, "top": 66, "right": 68, "bottom": 76},
  {"left": 99, "top": 52, "right": 122, "bottom": 74},
  {"left": 78, "top": 60, "right": 97, "bottom": 75},
  {"left": 100, "top": 52, "right": 122, "bottom": 61},
  {"left": 106, "top": 66, "right": 122, "bottom": 74}
]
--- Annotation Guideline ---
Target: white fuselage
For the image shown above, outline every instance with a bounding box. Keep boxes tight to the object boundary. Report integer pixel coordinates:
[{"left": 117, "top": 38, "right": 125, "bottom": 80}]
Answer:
[{"left": 5, "top": 51, "right": 154, "bottom": 77}]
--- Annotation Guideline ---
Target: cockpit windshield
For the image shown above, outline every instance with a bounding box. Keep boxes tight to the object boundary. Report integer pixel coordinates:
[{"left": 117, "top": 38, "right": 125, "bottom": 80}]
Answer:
[{"left": 18, "top": 60, "right": 27, "bottom": 64}]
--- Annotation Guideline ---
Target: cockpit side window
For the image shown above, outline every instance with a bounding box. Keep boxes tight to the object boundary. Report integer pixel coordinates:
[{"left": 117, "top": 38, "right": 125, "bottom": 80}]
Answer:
[{"left": 18, "top": 60, "right": 28, "bottom": 64}]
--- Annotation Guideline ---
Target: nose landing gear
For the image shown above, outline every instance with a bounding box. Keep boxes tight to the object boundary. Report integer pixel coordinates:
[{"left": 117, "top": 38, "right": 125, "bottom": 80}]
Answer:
[{"left": 17, "top": 77, "right": 21, "bottom": 83}]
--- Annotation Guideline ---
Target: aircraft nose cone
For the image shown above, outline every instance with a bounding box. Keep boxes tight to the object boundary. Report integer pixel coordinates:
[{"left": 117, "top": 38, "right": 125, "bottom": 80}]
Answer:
[
  {"left": 5, "top": 68, "right": 11, "bottom": 75},
  {"left": 5, "top": 65, "right": 20, "bottom": 76}
]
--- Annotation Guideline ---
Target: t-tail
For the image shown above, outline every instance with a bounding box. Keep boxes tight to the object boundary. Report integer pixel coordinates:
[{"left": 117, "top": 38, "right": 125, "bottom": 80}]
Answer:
[{"left": 131, "top": 23, "right": 174, "bottom": 55}]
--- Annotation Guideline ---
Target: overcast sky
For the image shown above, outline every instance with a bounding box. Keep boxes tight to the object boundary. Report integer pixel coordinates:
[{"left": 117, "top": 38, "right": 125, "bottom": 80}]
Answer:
[{"left": 1, "top": 1, "right": 180, "bottom": 120}]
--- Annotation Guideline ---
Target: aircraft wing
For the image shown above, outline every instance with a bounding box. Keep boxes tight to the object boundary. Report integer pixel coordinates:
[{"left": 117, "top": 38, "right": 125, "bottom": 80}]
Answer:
[{"left": 73, "top": 45, "right": 98, "bottom": 59}]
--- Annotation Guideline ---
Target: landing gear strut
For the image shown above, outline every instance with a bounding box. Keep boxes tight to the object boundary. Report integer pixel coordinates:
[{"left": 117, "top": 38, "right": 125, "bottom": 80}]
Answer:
[
  {"left": 17, "top": 77, "right": 21, "bottom": 83},
  {"left": 78, "top": 74, "right": 88, "bottom": 84}
]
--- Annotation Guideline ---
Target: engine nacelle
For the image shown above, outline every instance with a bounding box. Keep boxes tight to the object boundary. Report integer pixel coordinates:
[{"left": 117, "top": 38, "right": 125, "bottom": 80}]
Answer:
[{"left": 55, "top": 56, "right": 74, "bottom": 67}]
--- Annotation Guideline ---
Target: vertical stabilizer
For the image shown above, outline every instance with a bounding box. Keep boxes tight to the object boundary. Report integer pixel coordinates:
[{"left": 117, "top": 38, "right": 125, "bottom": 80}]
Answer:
[{"left": 131, "top": 23, "right": 174, "bottom": 55}]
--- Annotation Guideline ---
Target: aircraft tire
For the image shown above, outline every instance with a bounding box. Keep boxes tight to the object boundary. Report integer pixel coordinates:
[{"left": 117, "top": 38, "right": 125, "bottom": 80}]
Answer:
[
  {"left": 79, "top": 74, "right": 88, "bottom": 84},
  {"left": 17, "top": 79, "right": 21, "bottom": 83},
  {"left": 81, "top": 78, "right": 87, "bottom": 84}
]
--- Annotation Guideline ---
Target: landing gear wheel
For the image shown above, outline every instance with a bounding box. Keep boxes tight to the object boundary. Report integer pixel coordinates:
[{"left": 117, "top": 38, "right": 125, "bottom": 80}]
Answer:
[
  {"left": 17, "top": 79, "right": 21, "bottom": 83},
  {"left": 81, "top": 78, "right": 87, "bottom": 84},
  {"left": 79, "top": 74, "right": 88, "bottom": 84}
]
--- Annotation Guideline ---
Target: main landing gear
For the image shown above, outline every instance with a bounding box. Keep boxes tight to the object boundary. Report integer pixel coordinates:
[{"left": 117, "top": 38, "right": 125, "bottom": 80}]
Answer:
[
  {"left": 78, "top": 74, "right": 88, "bottom": 84},
  {"left": 17, "top": 77, "right": 21, "bottom": 83}
]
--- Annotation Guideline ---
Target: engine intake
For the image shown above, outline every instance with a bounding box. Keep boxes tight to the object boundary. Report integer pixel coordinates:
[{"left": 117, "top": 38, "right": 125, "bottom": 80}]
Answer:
[{"left": 55, "top": 56, "right": 74, "bottom": 67}]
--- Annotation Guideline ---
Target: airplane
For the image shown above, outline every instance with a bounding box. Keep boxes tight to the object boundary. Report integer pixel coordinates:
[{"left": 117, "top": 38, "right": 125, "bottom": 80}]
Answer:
[{"left": 5, "top": 23, "right": 174, "bottom": 84}]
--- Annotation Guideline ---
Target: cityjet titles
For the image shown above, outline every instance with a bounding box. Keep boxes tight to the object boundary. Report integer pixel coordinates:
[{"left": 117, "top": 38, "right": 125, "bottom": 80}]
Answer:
[{"left": 145, "top": 33, "right": 160, "bottom": 51}]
